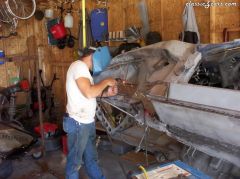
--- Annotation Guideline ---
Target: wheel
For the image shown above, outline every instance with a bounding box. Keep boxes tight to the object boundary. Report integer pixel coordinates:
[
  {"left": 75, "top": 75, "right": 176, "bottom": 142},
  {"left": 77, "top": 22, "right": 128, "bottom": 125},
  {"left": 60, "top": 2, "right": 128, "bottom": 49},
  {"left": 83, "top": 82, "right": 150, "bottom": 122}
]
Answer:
[
  {"left": 154, "top": 152, "right": 167, "bottom": 163},
  {"left": 6, "top": 0, "right": 36, "bottom": 20},
  {"left": 0, "top": 5, "right": 12, "bottom": 23},
  {"left": 32, "top": 151, "right": 43, "bottom": 159}
]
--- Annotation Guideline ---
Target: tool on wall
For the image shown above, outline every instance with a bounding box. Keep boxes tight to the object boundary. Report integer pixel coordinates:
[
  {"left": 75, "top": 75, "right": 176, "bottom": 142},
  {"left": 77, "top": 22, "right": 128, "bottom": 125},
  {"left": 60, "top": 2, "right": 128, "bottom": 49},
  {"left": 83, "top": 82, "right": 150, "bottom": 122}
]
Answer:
[
  {"left": 96, "top": 0, "right": 108, "bottom": 7},
  {"left": 124, "top": 26, "right": 142, "bottom": 42},
  {"left": 46, "top": 2, "right": 67, "bottom": 48},
  {"left": 46, "top": 2, "right": 67, "bottom": 49},
  {"left": 66, "top": 29, "right": 77, "bottom": 48},
  {"left": 50, "top": 22, "right": 67, "bottom": 40},
  {"left": 46, "top": 1, "right": 79, "bottom": 49},
  {"left": 181, "top": 4, "right": 200, "bottom": 44},
  {"left": 45, "top": 9, "right": 54, "bottom": 19},
  {"left": 0, "top": 0, "right": 36, "bottom": 33},
  {"left": 46, "top": 18, "right": 59, "bottom": 45},
  {"left": 137, "top": 0, "right": 150, "bottom": 40},
  {"left": 64, "top": 4, "right": 73, "bottom": 28},
  {"left": 34, "top": 10, "right": 45, "bottom": 21},
  {"left": 90, "top": 8, "right": 108, "bottom": 43},
  {"left": 48, "top": 18, "right": 77, "bottom": 49}
]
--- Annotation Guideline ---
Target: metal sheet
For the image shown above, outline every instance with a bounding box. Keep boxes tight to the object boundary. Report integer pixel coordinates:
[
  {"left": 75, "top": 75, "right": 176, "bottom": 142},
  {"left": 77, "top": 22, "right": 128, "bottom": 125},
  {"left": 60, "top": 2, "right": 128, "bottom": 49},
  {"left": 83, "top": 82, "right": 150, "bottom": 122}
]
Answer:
[
  {"left": 168, "top": 83, "right": 240, "bottom": 111},
  {"left": 150, "top": 97, "right": 240, "bottom": 167}
]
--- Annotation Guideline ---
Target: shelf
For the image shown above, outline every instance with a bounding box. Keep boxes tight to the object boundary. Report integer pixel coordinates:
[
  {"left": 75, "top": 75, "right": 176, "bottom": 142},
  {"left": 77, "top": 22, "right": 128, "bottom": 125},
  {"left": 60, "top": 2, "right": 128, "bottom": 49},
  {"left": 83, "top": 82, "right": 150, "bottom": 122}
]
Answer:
[
  {"left": 0, "top": 55, "right": 36, "bottom": 62},
  {"left": 105, "top": 39, "right": 128, "bottom": 42}
]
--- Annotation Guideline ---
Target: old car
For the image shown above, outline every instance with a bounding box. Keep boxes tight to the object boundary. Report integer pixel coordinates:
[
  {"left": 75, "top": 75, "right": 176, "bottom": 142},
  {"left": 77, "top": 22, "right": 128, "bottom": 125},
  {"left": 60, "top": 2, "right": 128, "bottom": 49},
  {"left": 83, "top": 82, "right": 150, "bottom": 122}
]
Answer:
[{"left": 94, "top": 40, "right": 240, "bottom": 178}]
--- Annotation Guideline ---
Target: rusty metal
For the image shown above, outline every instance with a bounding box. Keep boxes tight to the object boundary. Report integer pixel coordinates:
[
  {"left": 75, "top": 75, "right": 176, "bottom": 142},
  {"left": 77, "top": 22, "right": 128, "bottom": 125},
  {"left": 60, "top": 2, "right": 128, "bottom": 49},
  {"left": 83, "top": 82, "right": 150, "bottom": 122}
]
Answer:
[{"left": 100, "top": 99, "right": 137, "bottom": 118}]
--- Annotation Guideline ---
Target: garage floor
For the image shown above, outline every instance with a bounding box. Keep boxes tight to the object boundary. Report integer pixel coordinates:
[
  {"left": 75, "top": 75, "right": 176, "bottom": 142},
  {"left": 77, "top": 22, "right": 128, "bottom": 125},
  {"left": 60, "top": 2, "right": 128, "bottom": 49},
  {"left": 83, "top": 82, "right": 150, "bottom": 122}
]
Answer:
[{"left": 9, "top": 149, "right": 142, "bottom": 179}]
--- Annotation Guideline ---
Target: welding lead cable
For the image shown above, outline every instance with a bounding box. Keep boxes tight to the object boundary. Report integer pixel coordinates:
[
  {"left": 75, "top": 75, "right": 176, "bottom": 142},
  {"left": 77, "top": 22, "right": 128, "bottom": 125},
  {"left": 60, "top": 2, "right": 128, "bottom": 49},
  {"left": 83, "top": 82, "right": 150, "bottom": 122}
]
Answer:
[{"left": 138, "top": 165, "right": 149, "bottom": 179}]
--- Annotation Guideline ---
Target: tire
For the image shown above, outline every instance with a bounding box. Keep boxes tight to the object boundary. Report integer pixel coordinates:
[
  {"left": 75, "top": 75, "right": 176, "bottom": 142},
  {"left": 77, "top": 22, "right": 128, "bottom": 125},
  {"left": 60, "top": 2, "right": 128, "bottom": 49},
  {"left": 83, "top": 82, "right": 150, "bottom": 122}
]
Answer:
[
  {"left": 0, "top": 5, "right": 12, "bottom": 23},
  {"left": 6, "top": 0, "right": 36, "bottom": 20},
  {"left": 32, "top": 151, "right": 43, "bottom": 160},
  {"left": 0, "top": 160, "right": 13, "bottom": 179}
]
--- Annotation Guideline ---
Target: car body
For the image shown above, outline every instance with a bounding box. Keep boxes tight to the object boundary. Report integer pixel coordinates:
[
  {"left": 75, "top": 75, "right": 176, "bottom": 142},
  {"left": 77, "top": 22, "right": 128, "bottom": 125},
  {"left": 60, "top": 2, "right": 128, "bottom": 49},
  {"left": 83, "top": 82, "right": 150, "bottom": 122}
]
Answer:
[{"left": 94, "top": 40, "right": 240, "bottom": 169}]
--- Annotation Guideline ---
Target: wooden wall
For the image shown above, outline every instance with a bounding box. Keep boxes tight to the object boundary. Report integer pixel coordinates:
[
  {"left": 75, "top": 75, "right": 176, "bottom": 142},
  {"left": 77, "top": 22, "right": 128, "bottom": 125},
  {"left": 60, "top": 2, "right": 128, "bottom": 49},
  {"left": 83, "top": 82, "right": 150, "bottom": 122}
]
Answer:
[
  {"left": 108, "top": 0, "right": 240, "bottom": 43},
  {"left": 1, "top": 0, "right": 240, "bottom": 117},
  {"left": 0, "top": 1, "right": 95, "bottom": 116}
]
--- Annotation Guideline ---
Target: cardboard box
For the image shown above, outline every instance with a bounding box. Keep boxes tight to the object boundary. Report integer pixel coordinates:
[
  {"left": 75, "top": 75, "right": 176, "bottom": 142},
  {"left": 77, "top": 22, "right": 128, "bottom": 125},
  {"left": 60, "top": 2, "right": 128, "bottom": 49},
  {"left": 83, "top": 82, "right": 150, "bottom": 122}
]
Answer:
[
  {"left": 0, "top": 62, "right": 19, "bottom": 87},
  {"left": 15, "top": 92, "right": 28, "bottom": 105}
]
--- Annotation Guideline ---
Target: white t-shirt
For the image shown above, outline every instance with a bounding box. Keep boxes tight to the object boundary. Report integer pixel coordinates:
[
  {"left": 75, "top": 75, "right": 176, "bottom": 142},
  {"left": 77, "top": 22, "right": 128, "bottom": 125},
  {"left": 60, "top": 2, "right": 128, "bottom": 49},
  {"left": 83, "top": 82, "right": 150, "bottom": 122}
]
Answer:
[{"left": 66, "top": 60, "right": 96, "bottom": 124}]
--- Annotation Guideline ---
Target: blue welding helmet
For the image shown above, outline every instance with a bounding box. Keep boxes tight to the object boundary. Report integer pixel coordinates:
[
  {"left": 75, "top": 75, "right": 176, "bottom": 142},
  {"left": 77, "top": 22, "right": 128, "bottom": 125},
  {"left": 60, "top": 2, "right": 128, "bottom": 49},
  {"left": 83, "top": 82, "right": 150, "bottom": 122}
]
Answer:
[{"left": 92, "top": 46, "right": 111, "bottom": 76}]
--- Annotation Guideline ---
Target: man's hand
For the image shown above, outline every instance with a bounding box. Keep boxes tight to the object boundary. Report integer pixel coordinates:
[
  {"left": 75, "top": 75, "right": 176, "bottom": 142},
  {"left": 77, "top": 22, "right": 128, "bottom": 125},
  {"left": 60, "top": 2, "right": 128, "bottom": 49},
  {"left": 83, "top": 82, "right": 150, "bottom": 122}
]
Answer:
[
  {"left": 76, "top": 77, "right": 117, "bottom": 99},
  {"left": 99, "top": 78, "right": 118, "bottom": 97},
  {"left": 106, "top": 85, "right": 118, "bottom": 97},
  {"left": 104, "top": 78, "right": 117, "bottom": 87}
]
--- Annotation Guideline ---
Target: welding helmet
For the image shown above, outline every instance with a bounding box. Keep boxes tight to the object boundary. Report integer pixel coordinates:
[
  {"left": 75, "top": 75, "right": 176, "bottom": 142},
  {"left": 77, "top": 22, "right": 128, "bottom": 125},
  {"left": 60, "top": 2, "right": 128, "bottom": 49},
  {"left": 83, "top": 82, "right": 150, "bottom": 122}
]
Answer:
[{"left": 92, "top": 46, "right": 111, "bottom": 76}]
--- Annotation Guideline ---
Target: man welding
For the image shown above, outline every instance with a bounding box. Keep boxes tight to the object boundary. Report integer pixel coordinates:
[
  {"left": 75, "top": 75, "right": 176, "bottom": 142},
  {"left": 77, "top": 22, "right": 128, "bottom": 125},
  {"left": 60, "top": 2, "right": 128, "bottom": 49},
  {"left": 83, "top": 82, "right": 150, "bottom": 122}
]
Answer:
[{"left": 63, "top": 46, "right": 117, "bottom": 179}]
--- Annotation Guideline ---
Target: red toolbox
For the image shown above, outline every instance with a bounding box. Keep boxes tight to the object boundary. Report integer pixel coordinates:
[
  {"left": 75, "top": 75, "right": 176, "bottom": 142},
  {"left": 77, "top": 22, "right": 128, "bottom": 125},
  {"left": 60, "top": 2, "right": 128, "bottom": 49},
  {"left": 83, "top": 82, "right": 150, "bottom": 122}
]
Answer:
[{"left": 34, "top": 122, "right": 58, "bottom": 138}]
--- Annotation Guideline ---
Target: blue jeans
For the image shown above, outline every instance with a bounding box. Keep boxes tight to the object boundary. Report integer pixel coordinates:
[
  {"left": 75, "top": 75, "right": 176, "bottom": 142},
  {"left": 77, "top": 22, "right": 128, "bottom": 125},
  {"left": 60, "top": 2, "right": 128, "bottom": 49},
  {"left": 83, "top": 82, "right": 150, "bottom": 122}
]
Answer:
[{"left": 63, "top": 115, "right": 105, "bottom": 179}]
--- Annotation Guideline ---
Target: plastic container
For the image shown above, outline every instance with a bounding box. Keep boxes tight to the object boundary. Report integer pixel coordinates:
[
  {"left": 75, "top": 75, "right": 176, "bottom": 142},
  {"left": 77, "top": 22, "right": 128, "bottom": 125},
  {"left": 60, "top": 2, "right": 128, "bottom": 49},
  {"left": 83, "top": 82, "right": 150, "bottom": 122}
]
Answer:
[
  {"left": 64, "top": 13, "right": 73, "bottom": 28},
  {"left": 0, "top": 50, "right": 5, "bottom": 58},
  {"left": 45, "top": 9, "right": 54, "bottom": 18}
]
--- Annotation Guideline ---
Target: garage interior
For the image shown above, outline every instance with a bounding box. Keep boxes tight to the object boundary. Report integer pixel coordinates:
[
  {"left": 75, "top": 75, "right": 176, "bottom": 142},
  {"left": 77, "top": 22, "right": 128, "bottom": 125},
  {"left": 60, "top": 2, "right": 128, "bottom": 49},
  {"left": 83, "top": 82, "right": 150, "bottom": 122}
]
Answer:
[{"left": 0, "top": 0, "right": 240, "bottom": 178}]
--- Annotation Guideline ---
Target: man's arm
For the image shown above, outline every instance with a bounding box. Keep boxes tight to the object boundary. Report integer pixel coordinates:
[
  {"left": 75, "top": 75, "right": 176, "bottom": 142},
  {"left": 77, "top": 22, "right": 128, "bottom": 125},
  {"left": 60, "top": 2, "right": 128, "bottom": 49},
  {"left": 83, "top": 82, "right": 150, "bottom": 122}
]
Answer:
[{"left": 76, "top": 77, "right": 116, "bottom": 99}]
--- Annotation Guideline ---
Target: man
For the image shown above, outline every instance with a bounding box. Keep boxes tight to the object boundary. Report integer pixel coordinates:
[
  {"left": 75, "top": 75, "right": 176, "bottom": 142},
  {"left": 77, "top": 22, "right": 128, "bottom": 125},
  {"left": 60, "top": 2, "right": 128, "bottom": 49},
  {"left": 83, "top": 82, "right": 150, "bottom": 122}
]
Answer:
[{"left": 63, "top": 47, "right": 117, "bottom": 179}]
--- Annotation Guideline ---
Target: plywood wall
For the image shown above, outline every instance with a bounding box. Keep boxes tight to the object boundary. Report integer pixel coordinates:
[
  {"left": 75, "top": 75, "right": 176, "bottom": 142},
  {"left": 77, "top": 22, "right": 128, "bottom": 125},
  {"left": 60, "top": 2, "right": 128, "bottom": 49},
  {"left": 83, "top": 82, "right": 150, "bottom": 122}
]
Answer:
[
  {"left": 108, "top": 0, "right": 240, "bottom": 43},
  {"left": 0, "top": 0, "right": 240, "bottom": 117},
  {"left": 0, "top": 1, "right": 95, "bottom": 115}
]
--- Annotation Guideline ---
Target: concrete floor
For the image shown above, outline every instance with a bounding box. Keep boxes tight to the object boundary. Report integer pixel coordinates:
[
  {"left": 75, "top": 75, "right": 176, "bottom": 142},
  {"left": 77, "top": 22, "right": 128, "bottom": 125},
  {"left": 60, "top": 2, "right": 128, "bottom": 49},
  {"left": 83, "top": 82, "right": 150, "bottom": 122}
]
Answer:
[{"left": 9, "top": 149, "right": 139, "bottom": 179}]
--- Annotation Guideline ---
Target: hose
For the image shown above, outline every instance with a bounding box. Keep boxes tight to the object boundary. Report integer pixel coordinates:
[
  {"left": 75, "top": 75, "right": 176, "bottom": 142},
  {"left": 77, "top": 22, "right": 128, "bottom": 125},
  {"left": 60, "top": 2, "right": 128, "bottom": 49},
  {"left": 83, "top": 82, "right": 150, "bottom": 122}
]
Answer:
[{"left": 138, "top": 165, "right": 149, "bottom": 179}]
